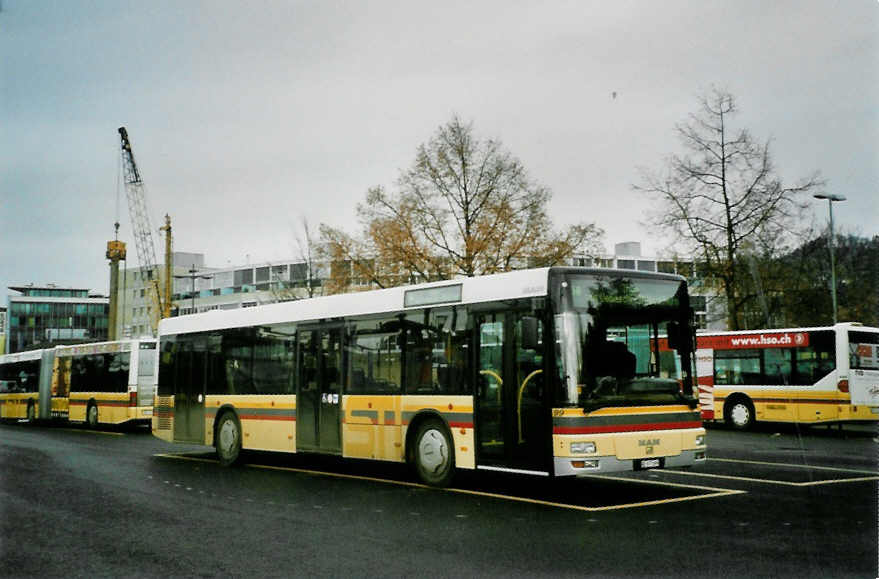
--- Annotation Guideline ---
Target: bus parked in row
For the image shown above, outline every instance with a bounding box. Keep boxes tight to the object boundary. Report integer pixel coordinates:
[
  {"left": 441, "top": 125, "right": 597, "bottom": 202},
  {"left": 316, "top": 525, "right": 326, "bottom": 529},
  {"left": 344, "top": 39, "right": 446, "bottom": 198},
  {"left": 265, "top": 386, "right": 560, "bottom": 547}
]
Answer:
[
  {"left": 153, "top": 267, "right": 706, "bottom": 486},
  {"left": 694, "top": 323, "right": 879, "bottom": 429},
  {"left": 0, "top": 339, "right": 158, "bottom": 427}
]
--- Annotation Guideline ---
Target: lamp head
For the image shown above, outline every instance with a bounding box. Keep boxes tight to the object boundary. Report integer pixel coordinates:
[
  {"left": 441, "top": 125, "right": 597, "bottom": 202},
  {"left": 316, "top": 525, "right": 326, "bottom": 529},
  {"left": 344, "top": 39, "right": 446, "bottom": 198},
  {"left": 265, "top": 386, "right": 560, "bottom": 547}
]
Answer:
[{"left": 813, "top": 193, "right": 846, "bottom": 202}]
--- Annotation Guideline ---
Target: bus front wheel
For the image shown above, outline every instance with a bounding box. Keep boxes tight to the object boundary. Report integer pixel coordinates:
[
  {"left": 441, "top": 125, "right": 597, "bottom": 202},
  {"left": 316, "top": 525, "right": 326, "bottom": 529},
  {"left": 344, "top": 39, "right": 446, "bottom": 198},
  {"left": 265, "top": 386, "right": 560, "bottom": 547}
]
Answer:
[
  {"left": 215, "top": 412, "right": 242, "bottom": 467},
  {"left": 725, "top": 397, "right": 754, "bottom": 430},
  {"left": 413, "top": 418, "right": 455, "bottom": 487}
]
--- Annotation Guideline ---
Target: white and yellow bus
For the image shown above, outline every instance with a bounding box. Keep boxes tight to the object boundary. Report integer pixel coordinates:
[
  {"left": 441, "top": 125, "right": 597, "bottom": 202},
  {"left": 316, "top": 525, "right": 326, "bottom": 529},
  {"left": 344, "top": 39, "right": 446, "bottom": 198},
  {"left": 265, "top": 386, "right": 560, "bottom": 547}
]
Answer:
[
  {"left": 153, "top": 267, "right": 706, "bottom": 486},
  {"left": 0, "top": 339, "right": 158, "bottom": 427},
  {"left": 0, "top": 348, "right": 49, "bottom": 421},
  {"left": 695, "top": 323, "right": 879, "bottom": 429},
  {"left": 56, "top": 339, "right": 158, "bottom": 427}
]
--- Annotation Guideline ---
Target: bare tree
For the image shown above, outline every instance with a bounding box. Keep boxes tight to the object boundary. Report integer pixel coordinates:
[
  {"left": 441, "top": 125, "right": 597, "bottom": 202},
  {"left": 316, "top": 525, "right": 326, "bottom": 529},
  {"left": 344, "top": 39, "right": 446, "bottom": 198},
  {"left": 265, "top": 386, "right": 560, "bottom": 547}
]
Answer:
[
  {"left": 293, "top": 216, "right": 321, "bottom": 298},
  {"left": 636, "top": 88, "right": 823, "bottom": 329},
  {"left": 321, "top": 116, "right": 603, "bottom": 292}
]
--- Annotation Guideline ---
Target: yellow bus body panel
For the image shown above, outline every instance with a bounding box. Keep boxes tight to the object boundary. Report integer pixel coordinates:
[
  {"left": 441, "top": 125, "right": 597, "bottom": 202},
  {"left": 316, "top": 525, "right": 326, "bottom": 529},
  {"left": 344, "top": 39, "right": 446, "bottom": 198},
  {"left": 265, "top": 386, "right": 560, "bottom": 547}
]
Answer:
[
  {"left": 68, "top": 393, "right": 148, "bottom": 425},
  {"left": 551, "top": 405, "right": 705, "bottom": 461},
  {"left": 0, "top": 393, "right": 38, "bottom": 419},
  {"left": 713, "top": 388, "right": 876, "bottom": 424},
  {"left": 204, "top": 395, "right": 297, "bottom": 453}
]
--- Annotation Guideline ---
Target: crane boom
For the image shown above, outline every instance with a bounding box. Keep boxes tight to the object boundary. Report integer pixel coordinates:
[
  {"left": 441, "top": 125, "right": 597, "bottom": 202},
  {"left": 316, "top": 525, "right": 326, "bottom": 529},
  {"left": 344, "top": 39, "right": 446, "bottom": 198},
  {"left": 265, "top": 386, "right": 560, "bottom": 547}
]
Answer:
[{"left": 118, "top": 126, "right": 165, "bottom": 334}]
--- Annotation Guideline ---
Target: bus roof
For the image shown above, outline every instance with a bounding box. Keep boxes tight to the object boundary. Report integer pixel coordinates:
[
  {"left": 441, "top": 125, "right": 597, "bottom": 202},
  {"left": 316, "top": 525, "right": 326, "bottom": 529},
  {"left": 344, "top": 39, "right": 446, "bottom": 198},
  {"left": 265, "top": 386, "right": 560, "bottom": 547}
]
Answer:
[
  {"left": 159, "top": 266, "right": 686, "bottom": 337},
  {"left": 54, "top": 338, "right": 156, "bottom": 358},
  {"left": 696, "top": 322, "right": 878, "bottom": 337},
  {"left": 0, "top": 348, "right": 46, "bottom": 364}
]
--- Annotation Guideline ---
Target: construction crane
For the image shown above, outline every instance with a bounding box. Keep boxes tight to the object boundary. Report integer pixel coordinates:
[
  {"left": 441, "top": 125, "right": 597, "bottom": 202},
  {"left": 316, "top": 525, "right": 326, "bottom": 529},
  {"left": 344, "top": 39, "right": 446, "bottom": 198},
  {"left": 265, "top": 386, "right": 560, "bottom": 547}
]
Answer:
[{"left": 117, "top": 127, "right": 173, "bottom": 335}]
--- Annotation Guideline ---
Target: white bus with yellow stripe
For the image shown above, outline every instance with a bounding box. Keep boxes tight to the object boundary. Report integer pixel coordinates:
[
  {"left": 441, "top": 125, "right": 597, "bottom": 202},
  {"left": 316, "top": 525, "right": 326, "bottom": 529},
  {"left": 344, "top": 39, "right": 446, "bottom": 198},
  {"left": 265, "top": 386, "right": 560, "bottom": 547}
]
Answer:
[
  {"left": 0, "top": 348, "right": 48, "bottom": 421},
  {"left": 153, "top": 267, "right": 706, "bottom": 486},
  {"left": 0, "top": 339, "right": 157, "bottom": 427},
  {"left": 56, "top": 339, "right": 158, "bottom": 427},
  {"left": 695, "top": 323, "right": 879, "bottom": 429}
]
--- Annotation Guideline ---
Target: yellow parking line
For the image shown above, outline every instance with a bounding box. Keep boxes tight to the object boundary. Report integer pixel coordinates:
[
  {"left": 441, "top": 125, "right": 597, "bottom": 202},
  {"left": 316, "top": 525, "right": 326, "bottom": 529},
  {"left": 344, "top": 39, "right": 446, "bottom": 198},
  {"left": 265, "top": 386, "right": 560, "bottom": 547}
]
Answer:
[
  {"left": 57, "top": 428, "right": 124, "bottom": 436},
  {"left": 155, "top": 453, "right": 745, "bottom": 512},
  {"left": 710, "top": 457, "right": 877, "bottom": 476}
]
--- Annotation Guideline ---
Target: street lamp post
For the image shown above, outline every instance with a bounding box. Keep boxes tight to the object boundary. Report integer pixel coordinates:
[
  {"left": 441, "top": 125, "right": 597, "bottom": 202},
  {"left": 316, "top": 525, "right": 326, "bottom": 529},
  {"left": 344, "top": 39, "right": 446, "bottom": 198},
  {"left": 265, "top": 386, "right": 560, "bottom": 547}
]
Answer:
[
  {"left": 813, "top": 193, "right": 846, "bottom": 324},
  {"left": 174, "top": 264, "right": 213, "bottom": 315}
]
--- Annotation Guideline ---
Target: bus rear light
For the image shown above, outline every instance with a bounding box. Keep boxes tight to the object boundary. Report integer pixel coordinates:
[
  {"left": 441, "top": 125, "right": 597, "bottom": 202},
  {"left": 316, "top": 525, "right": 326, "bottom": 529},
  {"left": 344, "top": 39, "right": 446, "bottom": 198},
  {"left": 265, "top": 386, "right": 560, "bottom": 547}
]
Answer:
[
  {"left": 129, "top": 391, "right": 138, "bottom": 407},
  {"left": 837, "top": 380, "right": 849, "bottom": 393}
]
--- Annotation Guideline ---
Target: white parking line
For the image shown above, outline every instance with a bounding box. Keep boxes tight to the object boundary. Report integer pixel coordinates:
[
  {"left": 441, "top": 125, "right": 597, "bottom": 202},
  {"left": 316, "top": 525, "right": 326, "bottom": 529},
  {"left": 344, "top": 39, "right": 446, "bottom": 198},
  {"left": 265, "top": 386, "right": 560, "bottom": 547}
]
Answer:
[
  {"left": 709, "top": 457, "right": 878, "bottom": 476},
  {"left": 655, "top": 467, "right": 879, "bottom": 487}
]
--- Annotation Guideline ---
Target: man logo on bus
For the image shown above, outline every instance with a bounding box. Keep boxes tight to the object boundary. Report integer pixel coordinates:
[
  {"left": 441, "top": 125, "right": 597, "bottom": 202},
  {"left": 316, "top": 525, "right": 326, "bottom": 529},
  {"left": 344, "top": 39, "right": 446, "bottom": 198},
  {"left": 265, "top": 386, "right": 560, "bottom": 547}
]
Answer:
[
  {"left": 639, "top": 438, "right": 660, "bottom": 454},
  {"left": 795, "top": 333, "right": 806, "bottom": 346}
]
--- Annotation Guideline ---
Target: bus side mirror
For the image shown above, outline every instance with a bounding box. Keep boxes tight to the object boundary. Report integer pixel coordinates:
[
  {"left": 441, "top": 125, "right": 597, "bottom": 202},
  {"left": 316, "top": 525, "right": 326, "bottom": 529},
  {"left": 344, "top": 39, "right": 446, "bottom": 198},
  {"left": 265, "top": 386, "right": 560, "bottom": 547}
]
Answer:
[{"left": 521, "top": 316, "right": 539, "bottom": 350}]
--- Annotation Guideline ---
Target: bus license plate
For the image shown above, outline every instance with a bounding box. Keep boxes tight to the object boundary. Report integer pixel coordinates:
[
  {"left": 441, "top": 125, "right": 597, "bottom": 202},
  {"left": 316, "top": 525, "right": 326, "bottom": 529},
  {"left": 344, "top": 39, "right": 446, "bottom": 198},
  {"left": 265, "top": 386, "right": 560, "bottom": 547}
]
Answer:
[{"left": 639, "top": 458, "right": 661, "bottom": 469}]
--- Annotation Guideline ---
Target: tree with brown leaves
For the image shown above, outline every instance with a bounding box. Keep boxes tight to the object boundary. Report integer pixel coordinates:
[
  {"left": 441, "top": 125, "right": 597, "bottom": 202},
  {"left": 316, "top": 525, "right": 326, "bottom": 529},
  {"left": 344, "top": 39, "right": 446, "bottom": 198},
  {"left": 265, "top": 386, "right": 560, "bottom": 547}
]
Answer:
[{"left": 320, "top": 116, "right": 603, "bottom": 292}]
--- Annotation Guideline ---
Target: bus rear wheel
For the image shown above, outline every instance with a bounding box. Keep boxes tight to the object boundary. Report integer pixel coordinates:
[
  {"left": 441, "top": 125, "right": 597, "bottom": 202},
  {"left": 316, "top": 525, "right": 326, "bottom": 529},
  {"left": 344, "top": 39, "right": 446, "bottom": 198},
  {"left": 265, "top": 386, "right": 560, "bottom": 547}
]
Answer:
[
  {"left": 413, "top": 418, "right": 455, "bottom": 487},
  {"left": 86, "top": 403, "right": 99, "bottom": 428},
  {"left": 215, "top": 412, "right": 242, "bottom": 467},
  {"left": 725, "top": 397, "right": 754, "bottom": 430}
]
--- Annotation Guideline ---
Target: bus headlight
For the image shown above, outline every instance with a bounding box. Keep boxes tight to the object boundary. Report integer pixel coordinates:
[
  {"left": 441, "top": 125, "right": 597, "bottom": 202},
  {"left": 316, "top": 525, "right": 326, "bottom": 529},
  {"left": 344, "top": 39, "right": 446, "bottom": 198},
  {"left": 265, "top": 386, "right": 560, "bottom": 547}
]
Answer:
[
  {"left": 570, "top": 441, "right": 596, "bottom": 454},
  {"left": 695, "top": 435, "right": 705, "bottom": 446}
]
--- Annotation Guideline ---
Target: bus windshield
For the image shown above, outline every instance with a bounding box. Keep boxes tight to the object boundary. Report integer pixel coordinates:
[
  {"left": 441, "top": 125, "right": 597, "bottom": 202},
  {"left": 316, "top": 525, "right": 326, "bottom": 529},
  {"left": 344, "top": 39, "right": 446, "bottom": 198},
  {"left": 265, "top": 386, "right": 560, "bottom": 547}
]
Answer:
[{"left": 553, "top": 273, "right": 696, "bottom": 409}]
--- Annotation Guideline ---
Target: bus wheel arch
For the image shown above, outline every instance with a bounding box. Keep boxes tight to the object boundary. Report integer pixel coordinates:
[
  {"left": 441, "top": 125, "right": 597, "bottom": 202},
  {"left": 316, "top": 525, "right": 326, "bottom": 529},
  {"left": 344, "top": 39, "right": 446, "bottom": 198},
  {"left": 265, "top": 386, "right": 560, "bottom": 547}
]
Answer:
[
  {"left": 86, "top": 400, "right": 99, "bottom": 428},
  {"left": 214, "top": 408, "right": 243, "bottom": 467},
  {"left": 406, "top": 412, "right": 455, "bottom": 487},
  {"left": 724, "top": 394, "right": 755, "bottom": 430}
]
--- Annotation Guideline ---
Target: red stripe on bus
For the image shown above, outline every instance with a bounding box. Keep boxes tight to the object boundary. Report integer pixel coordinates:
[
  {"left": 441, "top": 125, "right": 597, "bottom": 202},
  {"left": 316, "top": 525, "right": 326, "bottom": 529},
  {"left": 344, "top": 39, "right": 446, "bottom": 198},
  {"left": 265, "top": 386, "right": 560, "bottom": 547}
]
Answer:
[
  {"left": 553, "top": 421, "right": 703, "bottom": 435},
  {"left": 237, "top": 414, "right": 296, "bottom": 421},
  {"left": 68, "top": 400, "right": 130, "bottom": 407},
  {"left": 714, "top": 397, "right": 843, "bottom": 405}
]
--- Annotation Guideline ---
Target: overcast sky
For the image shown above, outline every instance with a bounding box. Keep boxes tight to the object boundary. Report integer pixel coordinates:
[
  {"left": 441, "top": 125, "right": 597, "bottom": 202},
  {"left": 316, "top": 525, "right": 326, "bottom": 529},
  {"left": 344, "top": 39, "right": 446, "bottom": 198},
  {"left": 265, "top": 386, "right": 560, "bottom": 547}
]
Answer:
[{"left": 2, "top": 0, "right": 877, "bottom": 302}]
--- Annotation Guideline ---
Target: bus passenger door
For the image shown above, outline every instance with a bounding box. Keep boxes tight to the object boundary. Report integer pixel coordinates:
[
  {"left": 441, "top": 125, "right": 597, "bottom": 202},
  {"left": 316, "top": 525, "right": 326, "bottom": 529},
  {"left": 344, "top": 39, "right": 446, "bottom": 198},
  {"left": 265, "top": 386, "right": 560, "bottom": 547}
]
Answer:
[
  {"left": 476, "top": 315, "right": 506, "bottom": 461},
  {"left": 318, "top": 328, "right": 342, "bottom": 453},
  {"left": 173, "top": 338, "right": 206, "bottom": 444},
  {"left": 476, "top": 311, "right": 548, "bottom": 473},
  {"left": 296, "top": 328, "right": 342, "bottom": 454}
]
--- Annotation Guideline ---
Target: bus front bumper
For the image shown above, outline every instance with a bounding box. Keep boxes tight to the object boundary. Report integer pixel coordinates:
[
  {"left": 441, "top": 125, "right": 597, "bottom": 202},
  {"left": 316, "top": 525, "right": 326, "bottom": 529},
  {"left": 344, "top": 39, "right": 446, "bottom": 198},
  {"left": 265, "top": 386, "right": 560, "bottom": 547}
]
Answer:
[{"left": 553, "top": 449, "right": 707, "bottom": 477}]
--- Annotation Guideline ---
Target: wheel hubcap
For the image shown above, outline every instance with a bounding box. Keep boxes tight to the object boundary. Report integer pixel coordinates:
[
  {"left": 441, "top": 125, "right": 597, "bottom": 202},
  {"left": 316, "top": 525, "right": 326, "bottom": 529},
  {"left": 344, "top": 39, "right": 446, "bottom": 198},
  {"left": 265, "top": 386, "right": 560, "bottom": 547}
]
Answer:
[
  {"left": 731, "top": 404, "right": 749, "bottom": 426},
  {"left": 418, "top": 429, "right": 449, "bottom": 473},
  {"left": 219, "top": 421, "right": 238, "bottom": 454}
]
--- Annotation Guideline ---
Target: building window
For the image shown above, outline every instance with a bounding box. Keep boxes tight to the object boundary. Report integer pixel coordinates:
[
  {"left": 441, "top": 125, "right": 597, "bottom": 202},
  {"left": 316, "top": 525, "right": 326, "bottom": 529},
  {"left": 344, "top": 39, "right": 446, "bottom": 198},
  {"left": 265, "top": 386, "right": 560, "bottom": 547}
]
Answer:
[{"left": 234, "top": 269, "right": 254, "bottom": 286}]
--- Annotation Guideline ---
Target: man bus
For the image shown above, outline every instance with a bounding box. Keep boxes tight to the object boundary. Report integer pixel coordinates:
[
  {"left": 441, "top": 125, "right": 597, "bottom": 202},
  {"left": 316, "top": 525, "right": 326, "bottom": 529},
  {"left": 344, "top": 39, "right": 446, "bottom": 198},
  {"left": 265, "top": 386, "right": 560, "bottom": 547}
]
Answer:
[{"left": 153, "top": 267, "right": 706, "bottom": 486}]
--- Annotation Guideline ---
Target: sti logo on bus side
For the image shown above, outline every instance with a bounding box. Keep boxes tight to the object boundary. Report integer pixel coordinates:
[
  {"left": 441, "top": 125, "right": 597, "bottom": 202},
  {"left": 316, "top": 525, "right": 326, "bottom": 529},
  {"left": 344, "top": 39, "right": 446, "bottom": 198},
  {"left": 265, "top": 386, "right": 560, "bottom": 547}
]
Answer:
[{"left": 639, "top": 438, "right": 660, "bottom": 454}]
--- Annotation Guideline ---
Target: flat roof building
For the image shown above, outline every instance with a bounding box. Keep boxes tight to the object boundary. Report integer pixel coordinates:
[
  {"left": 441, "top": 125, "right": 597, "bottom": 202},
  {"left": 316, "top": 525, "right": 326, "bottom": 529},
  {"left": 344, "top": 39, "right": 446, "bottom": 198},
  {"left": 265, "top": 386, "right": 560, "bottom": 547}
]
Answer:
[{"left": 5, "top": 285, "right": 109, "bottom": 354}]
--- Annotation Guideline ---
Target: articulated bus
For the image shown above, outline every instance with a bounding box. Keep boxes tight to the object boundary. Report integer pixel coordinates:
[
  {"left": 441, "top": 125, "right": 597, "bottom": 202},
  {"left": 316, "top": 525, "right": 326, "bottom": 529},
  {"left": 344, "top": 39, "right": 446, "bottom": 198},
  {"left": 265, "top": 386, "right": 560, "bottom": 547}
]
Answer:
[
  {"left": 694, "top": 323, "right": 879, "bottom": 429},
  {"left": 153, "top": 267, "right": 706, "bottom": 486},
  {"left": 0, "top": 339, "right": 158, "bottom": 427},
  {"left": 0, "top": 348, "right": 49, "bottom": 421}
]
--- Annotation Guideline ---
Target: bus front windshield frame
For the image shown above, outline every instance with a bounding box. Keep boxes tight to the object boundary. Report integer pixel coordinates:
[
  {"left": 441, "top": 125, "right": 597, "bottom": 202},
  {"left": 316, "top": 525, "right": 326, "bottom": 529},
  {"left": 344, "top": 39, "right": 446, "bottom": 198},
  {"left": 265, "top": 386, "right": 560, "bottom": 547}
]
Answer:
[{"left": 552, "top": 273, "right": 697, "bottom": 410}]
